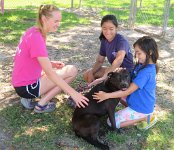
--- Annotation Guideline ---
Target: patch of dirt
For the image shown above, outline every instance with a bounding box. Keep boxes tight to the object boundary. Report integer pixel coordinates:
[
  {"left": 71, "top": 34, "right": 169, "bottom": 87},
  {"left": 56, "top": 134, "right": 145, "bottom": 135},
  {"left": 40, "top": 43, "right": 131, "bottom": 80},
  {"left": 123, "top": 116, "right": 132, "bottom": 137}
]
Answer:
[{"left": 0, "top": 13, "right": 174, "bottom": 149}]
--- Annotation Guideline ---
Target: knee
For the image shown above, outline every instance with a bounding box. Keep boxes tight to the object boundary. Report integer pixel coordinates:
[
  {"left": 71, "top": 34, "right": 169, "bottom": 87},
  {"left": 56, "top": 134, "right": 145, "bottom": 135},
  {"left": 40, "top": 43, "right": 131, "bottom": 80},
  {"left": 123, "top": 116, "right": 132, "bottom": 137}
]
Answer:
[
  {"left": 83, "top": 69, "right": 91, "bottom": 82},
  {"left": 83, "top": 71, "right": 88, "bottom": 81},
  {"left": 67, "top": 65, "right": 78, "bottom": 77}
]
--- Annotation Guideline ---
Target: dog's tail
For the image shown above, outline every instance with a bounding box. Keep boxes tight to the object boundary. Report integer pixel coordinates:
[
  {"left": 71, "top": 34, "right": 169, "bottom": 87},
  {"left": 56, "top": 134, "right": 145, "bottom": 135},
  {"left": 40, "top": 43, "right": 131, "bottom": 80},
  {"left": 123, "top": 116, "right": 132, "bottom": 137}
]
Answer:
[{"left": 82, "top": 136, "right": 109, "bottom": 150}]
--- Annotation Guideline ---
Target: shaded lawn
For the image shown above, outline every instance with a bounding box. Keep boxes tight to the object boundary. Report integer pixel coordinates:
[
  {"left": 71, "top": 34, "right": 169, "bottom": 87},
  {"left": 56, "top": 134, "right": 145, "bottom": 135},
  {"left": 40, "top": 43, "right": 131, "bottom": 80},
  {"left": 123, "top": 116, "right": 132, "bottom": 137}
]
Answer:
[{"left": 1, "top": 98, "right": 174, "bottom": 150}]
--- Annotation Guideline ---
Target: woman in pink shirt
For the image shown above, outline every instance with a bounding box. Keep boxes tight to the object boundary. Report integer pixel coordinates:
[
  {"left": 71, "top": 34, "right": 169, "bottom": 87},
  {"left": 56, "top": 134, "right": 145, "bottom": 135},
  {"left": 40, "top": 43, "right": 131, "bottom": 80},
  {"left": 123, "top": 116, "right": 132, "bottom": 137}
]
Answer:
[{"left": 12, "top": 4, "right": 88, "bottom": 113}]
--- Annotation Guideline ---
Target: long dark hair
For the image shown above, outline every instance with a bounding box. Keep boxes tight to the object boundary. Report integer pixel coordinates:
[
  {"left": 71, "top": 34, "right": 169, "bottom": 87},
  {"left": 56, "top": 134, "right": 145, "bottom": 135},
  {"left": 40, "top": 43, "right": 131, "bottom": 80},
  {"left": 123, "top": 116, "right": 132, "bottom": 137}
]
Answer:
[
  {"left": 99, "top": 14, "right": 118, "bottom": 41},
  {"left": 133, "top": 36, "right": 159, "bottom": 73}
]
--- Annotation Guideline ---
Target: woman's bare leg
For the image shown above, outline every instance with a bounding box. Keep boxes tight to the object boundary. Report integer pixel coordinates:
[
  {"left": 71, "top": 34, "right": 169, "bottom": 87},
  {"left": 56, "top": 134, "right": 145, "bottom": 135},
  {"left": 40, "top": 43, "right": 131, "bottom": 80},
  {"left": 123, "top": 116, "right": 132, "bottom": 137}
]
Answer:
[{"left": 38, "top": 65, "right": 78, "bottom": 105}]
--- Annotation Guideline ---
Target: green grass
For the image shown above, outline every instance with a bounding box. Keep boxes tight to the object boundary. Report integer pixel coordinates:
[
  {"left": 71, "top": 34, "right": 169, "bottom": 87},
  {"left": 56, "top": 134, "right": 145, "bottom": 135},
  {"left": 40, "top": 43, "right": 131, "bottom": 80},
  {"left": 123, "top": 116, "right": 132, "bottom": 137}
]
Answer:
[
  {"left": 99, "top": 0, "right": 174, "bottom": 27},
  {"left": 0, "top": 9, "right": 90, "bottom": 45},
  {"left": 1, "top": 0, "right": 174, "bottom": 40},
  {"left": 100, "top": 9, "right": 130, "bottom": 25},
  {"left": 4, "top": 0, "right": 73, "bottom": 9},
  {"left": 85, "top": 0, "right": 174, "bottom": 27},
  {"left": 142, "top": 112, "right": 174, "bottom": 150},
  {"left": 0, "top": 10, "right": 36, "bottom": 45},
  {"left": 1, "top": 98, "right": 174, "bottom": 149},
  {"left": 0, "top": 76, "right": 173, "bottom": 150},
  {"left": 0, "top": 102, "right": 74, "bottom": 150}
]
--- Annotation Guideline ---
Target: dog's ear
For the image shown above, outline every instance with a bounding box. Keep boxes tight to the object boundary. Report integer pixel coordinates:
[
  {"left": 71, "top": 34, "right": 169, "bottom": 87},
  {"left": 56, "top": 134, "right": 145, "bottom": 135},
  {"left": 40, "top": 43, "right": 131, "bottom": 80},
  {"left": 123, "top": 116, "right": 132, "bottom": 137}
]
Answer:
[{"left": 107, "top": 72, "right": 114, "bottom": 78}]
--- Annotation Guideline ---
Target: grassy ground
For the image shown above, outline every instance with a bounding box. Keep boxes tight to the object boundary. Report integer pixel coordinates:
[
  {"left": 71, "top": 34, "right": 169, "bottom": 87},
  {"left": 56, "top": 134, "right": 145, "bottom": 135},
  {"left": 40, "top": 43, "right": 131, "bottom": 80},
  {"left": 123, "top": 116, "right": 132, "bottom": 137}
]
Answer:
[
  {"left": 0, "top": 9, "right": 90, "bottom": 45},
  {"left": 1, "top": 1, "right": 174, "bottom": 150},
  {"left": 4, "top": 0, "right": 174, "bottom": 28},
  {"left": 1, "top": 0, "right": 174, "bottom": 45}
]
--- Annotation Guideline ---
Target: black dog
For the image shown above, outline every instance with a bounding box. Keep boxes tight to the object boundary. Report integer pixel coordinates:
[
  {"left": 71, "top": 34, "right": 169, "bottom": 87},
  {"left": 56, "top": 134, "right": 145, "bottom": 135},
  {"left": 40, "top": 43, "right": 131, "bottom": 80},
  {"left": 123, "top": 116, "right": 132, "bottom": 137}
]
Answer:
[{"left": 72, "top": 69, "right": 131, "bottom": 150}]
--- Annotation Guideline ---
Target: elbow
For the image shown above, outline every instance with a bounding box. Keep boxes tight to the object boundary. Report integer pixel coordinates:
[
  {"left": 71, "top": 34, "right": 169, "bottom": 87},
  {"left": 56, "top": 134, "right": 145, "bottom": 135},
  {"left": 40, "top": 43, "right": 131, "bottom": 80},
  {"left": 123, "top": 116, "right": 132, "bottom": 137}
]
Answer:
[
  {"left": 97, "top": 59, "right": 104, "bottom": 64},
  {"left": 96, "top": 57, "right": 104, "bottom": 64}
]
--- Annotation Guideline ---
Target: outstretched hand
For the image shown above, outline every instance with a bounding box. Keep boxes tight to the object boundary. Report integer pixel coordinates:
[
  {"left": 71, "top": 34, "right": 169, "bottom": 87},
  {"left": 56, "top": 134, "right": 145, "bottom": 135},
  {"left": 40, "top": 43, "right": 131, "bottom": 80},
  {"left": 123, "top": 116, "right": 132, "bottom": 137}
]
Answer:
[
  {"left": 72, "top": 92, "right": 89, "bottom": 108},
  {"left": 51, "top": 61, "right": 65, "bottom": 69},
  {"left": 88, "top": 76, "right": 106, "bottom": 87},
  {"left": 93, "top": 91, "right": 108, "bottom": 103}
]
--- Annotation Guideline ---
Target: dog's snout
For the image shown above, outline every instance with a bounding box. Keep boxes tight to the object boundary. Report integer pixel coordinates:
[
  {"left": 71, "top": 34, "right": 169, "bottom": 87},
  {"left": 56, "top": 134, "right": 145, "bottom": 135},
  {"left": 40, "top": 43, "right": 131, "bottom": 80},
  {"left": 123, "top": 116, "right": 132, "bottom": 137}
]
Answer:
[
  {"left": 120, "top": 82, "right": 129, "bottom": 89},
  {"left": 122, "top": 83, "right": 127, "bottom": 88}
]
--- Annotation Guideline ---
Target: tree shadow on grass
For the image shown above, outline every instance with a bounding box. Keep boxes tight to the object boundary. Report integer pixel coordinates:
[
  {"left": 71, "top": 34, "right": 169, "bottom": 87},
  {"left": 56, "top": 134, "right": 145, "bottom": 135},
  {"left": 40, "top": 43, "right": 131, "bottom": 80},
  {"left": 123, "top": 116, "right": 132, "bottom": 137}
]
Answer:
[
  {"left": 0, "top": 99, "right": 75, "bottom": 150},
  {"left": 0, "top": 9, "right": 90, "bottom": 45},
  {"left": 1, "top": 86, "right": 174, "bottom": 150},
  {"left": 0, "top": 9, "right": 36, "bottom": 45}
]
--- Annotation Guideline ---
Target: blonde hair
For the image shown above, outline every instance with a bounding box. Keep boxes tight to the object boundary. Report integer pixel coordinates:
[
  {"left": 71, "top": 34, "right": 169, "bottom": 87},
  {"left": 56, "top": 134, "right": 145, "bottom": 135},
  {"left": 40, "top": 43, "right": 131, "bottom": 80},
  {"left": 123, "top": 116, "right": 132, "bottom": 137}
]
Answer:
[{"left": 37, "top": 4, "right": 59, "bottom": 38}]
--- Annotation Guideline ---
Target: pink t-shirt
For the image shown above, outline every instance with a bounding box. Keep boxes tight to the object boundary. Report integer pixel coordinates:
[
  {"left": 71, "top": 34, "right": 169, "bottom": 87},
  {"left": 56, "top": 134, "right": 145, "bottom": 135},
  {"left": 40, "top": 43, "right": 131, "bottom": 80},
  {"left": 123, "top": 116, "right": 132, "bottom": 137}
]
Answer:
[{"left": 12, "top": 26, "right": 48, "bottom": 87}]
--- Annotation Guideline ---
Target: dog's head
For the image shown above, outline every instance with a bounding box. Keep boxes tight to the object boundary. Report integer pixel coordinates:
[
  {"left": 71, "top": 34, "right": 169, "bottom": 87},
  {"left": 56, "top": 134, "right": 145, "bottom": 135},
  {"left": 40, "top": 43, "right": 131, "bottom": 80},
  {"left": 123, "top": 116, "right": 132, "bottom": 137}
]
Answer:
[{"left": 104, "top": 68, "right": 131, "bottom": 92}]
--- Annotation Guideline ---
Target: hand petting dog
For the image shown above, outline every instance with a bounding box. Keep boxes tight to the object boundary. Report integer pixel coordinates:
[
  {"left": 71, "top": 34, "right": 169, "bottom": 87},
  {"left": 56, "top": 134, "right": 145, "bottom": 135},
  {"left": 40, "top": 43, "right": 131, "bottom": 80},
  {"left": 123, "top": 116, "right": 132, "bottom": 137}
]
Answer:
[{"left": 93, "top": 91, "right": 108, "bottom": 102}]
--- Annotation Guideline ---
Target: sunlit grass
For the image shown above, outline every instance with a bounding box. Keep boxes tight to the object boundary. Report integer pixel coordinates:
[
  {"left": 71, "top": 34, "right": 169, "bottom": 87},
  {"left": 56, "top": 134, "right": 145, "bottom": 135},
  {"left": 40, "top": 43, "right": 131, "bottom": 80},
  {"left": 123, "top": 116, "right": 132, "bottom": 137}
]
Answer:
[
  {"left": 4, "top": 0, "right": 72, "bottom": 9},
  {"left": 0, "top": 9, "right": 90, "bottom": 45},
  {"left": 2, "top": 0, "right": 174, "bottom": 34},
  {"left": 100, "top": 9, "right": 130, "bottom": 24}
]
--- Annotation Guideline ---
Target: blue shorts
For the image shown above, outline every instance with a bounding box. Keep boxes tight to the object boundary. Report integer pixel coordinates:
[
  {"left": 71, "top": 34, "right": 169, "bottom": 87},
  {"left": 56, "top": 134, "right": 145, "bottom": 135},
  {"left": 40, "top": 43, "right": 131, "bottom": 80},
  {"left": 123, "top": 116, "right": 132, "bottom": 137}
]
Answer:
[{"left": 14, "top": 80, "right": 40, "bottom": 99}]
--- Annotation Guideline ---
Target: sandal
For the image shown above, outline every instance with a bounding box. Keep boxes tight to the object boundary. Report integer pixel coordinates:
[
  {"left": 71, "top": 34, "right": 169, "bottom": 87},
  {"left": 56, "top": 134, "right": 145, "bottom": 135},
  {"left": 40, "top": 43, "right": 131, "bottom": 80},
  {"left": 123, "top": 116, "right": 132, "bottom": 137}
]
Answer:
[
  {"left": 34, "top": 102, "right": 56, "bottom": 113},
  {"left": 66, "top": 96, "right": 76, "bottom": 109}
]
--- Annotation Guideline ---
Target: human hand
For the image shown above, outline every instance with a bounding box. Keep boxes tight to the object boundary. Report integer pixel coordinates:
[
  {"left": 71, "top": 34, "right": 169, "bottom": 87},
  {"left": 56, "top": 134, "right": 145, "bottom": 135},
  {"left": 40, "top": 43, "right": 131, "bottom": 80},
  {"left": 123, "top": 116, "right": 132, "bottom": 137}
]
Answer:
[
  {"left": 72, "top": 92, "right": 89, "bottom": 108},
  {"left": 51, "top": 61, "right": 65, "bottom": 69},
  {"left": 88, "top": 76, "right": 106, "bottom": 87},
  {"left": 114, "top": 67, "right": 126, "bottom": 72},
  {"left": 93, "top": 91, "right": 108, "bottom": 103}
]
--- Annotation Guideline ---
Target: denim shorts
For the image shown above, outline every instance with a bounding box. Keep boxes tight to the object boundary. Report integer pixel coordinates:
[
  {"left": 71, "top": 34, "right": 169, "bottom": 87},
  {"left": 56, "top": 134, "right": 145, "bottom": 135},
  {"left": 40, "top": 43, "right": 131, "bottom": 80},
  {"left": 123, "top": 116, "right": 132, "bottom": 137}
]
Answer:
[{"left": 14, "top": 80, "right": 40, "bottom": 99}]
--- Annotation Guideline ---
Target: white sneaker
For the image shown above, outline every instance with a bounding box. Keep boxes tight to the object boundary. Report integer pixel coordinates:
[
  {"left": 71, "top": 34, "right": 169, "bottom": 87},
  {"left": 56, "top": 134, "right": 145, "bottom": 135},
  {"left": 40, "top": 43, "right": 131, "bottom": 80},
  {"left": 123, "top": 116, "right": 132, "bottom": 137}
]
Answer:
[
  {"left": 137, "top": 116, "right": 158, "bottom": 130},
  {"left": 20, "top": 98, "right": 36, "bottom": 109}
]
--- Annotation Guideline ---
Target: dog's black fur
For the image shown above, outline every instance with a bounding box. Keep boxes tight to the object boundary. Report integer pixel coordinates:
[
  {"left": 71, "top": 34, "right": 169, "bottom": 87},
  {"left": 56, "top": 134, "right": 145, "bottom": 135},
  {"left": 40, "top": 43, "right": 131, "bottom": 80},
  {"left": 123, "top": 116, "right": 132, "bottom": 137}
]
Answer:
[{"left": 72, "top": 69, "right": 131, "bottom": 150}]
